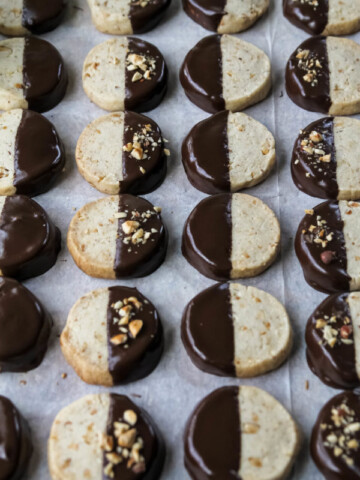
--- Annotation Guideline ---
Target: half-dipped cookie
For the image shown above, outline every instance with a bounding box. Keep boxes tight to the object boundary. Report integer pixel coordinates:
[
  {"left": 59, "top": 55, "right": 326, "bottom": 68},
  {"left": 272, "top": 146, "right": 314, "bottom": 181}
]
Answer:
[
  {"left": 76, "top": 111, "right": 167, "bottom": 195},
  {"left": 61, "top": 286, "right": 163, "bottom": 386},
  {"left": 295, "top": 200, "right": 360, "bottom": 293},
  {"left": 291, "top": 116, "right": 360, "bottom": 200},
  {"left": 0, "top": 195, "right": 61, "bottom": 280},
  {"left": 180, "top": 34, "right": 271, "bottom": 113},
  {"left": 182, "top": 193, "right": 280, "bottom": 281},
  {"left": 286, "top": 36, "right": 360, "bottom": 115},
  {"left": 182, "top": 110, "right": 275, "bottom": 194},
  {"left": 183, "top": 0, "right": 269, "bottom": 33},
  {"left": 182, "top": 282, "right": 292, "bottom": 378},
  {"left": 67, "top": 194, "right": 167, "bottom": 279},
  {"left": 83, "top": 37, "right": 167, "bottom": 112},
  {"left": 48, "top": 393, "right": 165, "bottom": 480},
  {"left": 184, "top": 386, "right": 301, "bottom": 480}
]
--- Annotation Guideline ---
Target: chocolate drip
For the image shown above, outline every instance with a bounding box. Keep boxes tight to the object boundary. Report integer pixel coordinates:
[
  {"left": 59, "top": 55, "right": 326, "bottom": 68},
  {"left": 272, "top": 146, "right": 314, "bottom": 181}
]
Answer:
[
  {"left": 182, "top": 193, "right": 232, "bottom": 280},
  {"left": 295, "top": 200, "right": 349, "bottom": 293},
  {"left": 181, "top": 282, "right": 235, "bottom": 376},
  {"left": 291, "top": 117, "right": 337, "bottom": 199},
  {"left": 129, "top": 0, "right": 171, "bottom": 33},
  {"left": 182, "top": 0, "right": 226, "bottom": 31},
  {"left": 14, "top": 110, "right": 65, "bottom": 197},
  {"left": 180, "top": 34, "right": 225, "bottom": 113},
  {"left": 285, "top": 36, "right": 331, "bottom": 113},
  {"left": 283, "top": 0, "right": 328, "bottom": 35},
  {"left": 182, "top": 110, "right": 230, "bottom": 194},
  {"left": 124, "top": 38, "right": 167, "bottom": 113},
  {"left": 23, "top": 37, "right": 68, "bottom": 113},
  {"left": 184, "top": 386, "right": 241, "bottom": 479},
  {"left": 22, "top": 0, "right": 67, "bottom": 34}
]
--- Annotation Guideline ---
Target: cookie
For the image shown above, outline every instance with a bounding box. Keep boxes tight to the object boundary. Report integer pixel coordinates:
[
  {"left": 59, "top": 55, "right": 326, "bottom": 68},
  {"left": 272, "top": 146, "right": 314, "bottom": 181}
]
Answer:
[
  {"left": 87, "top": 0, "right": 171, "bottom": 35},
  {"left": 182, "top": 282, "right": 292, "bottom": 378},
  {"left": 182, "top": 0, "right": 269, "bottom": 33},
  {"left": 182, "top": 193, "right": 280, "bottom": 281},
  {"left": 182, "top": 110, "right": 275, "bottom": 194},
  {"left": 48, "top": 393, "right": 165, "bottom": 480},
  {"left": 76, "top": 111, "right": 167, "bottom": 195},
  {"left": 283, "top": 0, "right": 360, "bottom": 36},
  {"left": 180, "top": 34, "right": 271, "bottom": 113},
  {"left": 286, "top": 36, "right": 360, "bottom": 115},
  {"left": 184, "top": 386, "right": 301, "bottom": 480},
  {"left": 0, "top": 0, "right": 67, "bottom": 36},
  {"left": 83, "top": 37, "right": 167, "bottom": 113},
  {"left": 291, "top": 116, "right": 360, "bottom": 200},
  {"left": 67, "top": 194, "right": 167, "bottom": 279},
  {"left": 0, "top": 395, "right": 32, "bottom": 480},
  {"left": 0, "top": 195, "right": 61, "bottom": 280},
  {"left": 311, "top": 390, "right": 360, "bottom": 479}
]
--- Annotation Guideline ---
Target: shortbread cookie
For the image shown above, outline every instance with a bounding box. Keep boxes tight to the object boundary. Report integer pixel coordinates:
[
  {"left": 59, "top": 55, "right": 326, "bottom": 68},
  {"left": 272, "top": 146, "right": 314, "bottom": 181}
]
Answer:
[
  {"left": 182, "top": 110, "right": 275, "bottom": 194},
  {"left": 67, "top": 194, "right": 167, "bottom": 279},
  {"left": 0, "top": 109, "right": 65, "bottom": 197},
  {"left": 0, "top": 195, "right": 61, "bottom": 280},
  {"left": 48, "top": 393, "right": 165, "bottom": 480},
  {"left": 311, "top": 390, "right": 360, "bottom": 479},
  {"left": 182, "top": 282, "right": 292, "bottom": 378},
  {"left": 183, "top": 0, "right": 269, "bottom": 33},
  {"left": 76, "top": 111, "right": 167, "bottom": 195},
  {"left": 182, "top": 193, "right": 280, "bottom": 281},
  {"left": 0, "top": 0, "right": 67, "bottom": 36},
  {"left": 61, "top": 286, "right": 163, "bottom": 386},
  {"left": 292, "top": 116, "right": 360, "bottom": 200},
  {"left": 83, "top": 37, "right": 167, "bottom": 112},
  {"left": 286, "top": 36, "right": 360, "bottom": 115},
  {"left": 180, "top": 34, "right": 271, "bottom": 113},
  {"left": 0, "top": 277, "right": 51, "bottom": 373},
  {"left": 87, "top": 0, "right": 171, "bottom": 34},
  {"left": 184, "top": 386, "right": 301, "bottom": 480},
  {"left": 283, "top": 0, "right": 360, "bottom": 36}
]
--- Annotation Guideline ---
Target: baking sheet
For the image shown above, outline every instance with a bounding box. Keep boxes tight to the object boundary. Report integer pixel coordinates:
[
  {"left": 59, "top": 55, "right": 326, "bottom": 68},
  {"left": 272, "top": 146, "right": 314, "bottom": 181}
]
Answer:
[{"left": 2, "top": 0, "right": 359, "bottom": 478}]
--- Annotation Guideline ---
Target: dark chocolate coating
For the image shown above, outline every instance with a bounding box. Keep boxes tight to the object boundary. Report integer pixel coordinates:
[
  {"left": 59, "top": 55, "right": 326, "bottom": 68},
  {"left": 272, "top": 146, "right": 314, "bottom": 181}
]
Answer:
[
  {"left": 182, "top": 0, "right": 226, "bottom": 32},
  {"left": 23, "top": 37, "right": 68, "bottom": 113},
  {"left": 103, "top": 393, "right": 165, "bottom": 480},
  {"left": 305, "top": 292, "right": 358, "bottom": 389},
  {"left": 182, "top": 193, "right": 232, "bottom": 280},
  {"left": 180, "top": 34, "right": 225, "bottom": 113},
  {"left": 291, "top": 116, "right": 337, "bottom": 199},
  {"left": 125, "top": 38, "right": 167, "bottom": 113},
  {"left": 114, "top": 194, "right": 168, "bottom": 278},
  {"left": 294, "top": 200, "right": 350, "bottom": 293},
  {"left": 0, "top": 395, "right": 32, "bottom": 480},
  {"left": 182, "top": 110, "right": 230, "bottom": 194},
  {"left": 14, "top": 110, "right": 65, "bottom": 197},
  {"left": 285, "top": 36, "right": 331, "bottom": 114},
  {"left": 283, "top": 0, "right": 328, "bottom": 35},
  {"left": 181, "top": 282, "right": 235, "bottom": 377},
  {"left": 22, "top": 0, "right": 67, "bottom": 34},
  {"left": 311, "top": 390, "right": 360, "bottom": 480},
  {"left": 184, "top": 386, "right": 240, "bottom": 479},
  {"left": 0, "top": 195, "right": 61, "bottom": 280},
  {"left": 129, "top": 0, "right": 171, "bottom": 33}
]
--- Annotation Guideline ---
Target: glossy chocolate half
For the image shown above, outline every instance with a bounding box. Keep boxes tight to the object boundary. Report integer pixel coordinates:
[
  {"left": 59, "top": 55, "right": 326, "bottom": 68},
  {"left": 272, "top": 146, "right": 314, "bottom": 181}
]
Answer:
[
  {"left": 283, "top": 0, "right": 328, "bottom": 35},
  {"left": 129, "top": 0, "right": 171, "bottom": 33},
  {"left": 182, "top": 0, "right": 226, "bottom": 31},
  {"left": 22, "top": 0, "right": 67, "bottom": 34}
]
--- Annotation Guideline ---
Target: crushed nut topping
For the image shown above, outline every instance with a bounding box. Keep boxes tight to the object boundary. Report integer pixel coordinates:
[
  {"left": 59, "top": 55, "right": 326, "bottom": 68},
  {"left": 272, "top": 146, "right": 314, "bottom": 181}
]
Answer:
[
  {"left": 117, "top": 207, "right": 160, "bottom": 252},
  {"left": 315, "top": 310, "right": 353, "bottom": 348},
  {"left": 110, "top": 296, "right": 144, "bottom": 348},
  {"left": 294, "top": 126, "right": 333, "bottom": 177},
  {"left": 292, "top": 0, "right": 318, "bottom": 8},
  {"left": 126, "top": 52, "right": 156, "bottom": 83},
  {"left": 131, "top": 0, "right": 152, "bottom": 6},
  {"left": 303, "top": 213, "right": 334, "bottom": 250},
  {"left": 295, "top": 47, "right": 324, "bottom": 87}
]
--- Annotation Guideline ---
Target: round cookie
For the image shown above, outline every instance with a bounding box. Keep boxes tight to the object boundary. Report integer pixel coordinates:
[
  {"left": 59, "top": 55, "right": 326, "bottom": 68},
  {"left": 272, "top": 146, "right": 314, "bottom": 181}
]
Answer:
[
  {"left": 87, "top": 0, "right": 171, "bottom": 35},
  {"left": 283, "top": 0, "right": 360, "bottom": 36},
  {"left": 182, "top": 282, "right": 292, "bottom": 378},
  {"left": 67, "top": 194, "right": 167, "bottom": 279},
  {"left": 48, "top": 393, "right": 165, "bottom": 480},
  {"left": 61, "top": 286, "right": 163, "bottom": 386},
  {"left": 76, "top": 111, "right": 167, "bottom": 195},
  {"left": 180, "top": 34, "right": 271, "bottom": 113},
  {"left": 182, "top": 193, "right": 280, "bottom": 281},
  {"left": 184, "top": 386, "right": 301, "bottom": 480},
  {"left": 182, "top": 0, "right": 269, "bottom": 33},
  {"left": 291, "top": 116, "right": 360, "bottom": 200},
  {"left": 182, "top": 110, "right": 275, "bottom": 194},
  {"left": 0, "top": 195, "right": 61, "bottom": 280},
  {"left": 83, "top": 37, "right": 167, "bottom": 113},
  {"left": 311, "top": 390, "right": 360, "bottom": 479},
  {"left": 286, "top": 36, "right": 360, "bottom": 115}
]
